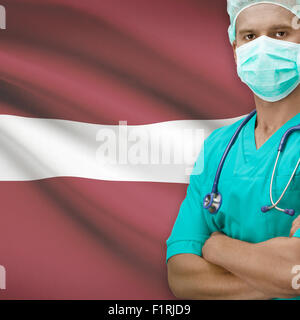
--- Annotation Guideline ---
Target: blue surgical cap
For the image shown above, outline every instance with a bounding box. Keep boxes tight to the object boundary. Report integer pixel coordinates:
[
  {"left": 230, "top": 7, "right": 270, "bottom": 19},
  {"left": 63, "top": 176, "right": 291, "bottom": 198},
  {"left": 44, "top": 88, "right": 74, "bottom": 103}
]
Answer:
[{"left": 228, "top": 0, "right": 300, "bottom": 44}]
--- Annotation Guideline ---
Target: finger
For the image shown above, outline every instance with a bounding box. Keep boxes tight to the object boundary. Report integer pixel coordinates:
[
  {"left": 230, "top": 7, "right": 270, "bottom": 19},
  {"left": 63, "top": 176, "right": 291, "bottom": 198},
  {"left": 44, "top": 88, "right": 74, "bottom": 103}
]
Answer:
[
  {"left": 293, "top": 216, "right": 300, "bottom": 224},
  {"left": 290, "top": 226, "right": 300, "bottom": 237},
  {"left": 292, "top": 222, "right": 300, "bottom": 231},
  {"left": 292, "top": 222, "right": 300, "bottom": 230},
  {"left": 290, "top": 228, "right": 296, "bottom": 237}
]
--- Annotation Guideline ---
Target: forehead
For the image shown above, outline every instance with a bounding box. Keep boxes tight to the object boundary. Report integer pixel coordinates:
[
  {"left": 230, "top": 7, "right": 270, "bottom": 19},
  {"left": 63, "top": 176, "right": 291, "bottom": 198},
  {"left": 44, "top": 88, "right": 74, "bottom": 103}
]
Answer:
[{"left": 236, "top": 3, "right": 296, "bottom": 30}]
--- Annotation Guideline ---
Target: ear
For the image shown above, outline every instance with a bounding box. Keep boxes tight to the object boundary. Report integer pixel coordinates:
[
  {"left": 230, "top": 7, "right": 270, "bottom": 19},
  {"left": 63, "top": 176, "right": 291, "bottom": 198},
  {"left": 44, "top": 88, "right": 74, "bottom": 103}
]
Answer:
[{"left": 232, "top": 40, "right": 237, "bottom": 64}]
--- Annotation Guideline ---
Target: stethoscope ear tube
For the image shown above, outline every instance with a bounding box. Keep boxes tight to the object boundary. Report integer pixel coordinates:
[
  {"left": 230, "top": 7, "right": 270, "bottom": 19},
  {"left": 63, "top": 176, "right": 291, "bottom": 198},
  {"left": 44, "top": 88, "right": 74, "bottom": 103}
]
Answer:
[
  {"left": 261, "top": 206, "right": 296, "bottom": 216},
  {"left": 261, "top": 153, "right": 299, "bottom": 216}
]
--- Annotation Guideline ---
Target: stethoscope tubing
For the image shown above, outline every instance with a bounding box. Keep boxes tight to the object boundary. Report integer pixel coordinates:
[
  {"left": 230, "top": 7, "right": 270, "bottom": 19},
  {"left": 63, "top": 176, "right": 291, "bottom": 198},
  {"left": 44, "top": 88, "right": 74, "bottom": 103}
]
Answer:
[
  {"left": 211, "top": 109, "right": 257, "bottom": 194},
  {"left": 204, "top": 109, "right": 300, "bottom": 216},
  {"left": 264, "top": 152, "right": 300, "bottom": 216}
]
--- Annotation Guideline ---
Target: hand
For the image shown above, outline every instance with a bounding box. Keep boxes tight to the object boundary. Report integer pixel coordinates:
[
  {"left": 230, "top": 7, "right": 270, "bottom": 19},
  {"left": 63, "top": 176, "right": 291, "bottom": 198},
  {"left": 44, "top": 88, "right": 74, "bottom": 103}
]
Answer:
[
  {"left": 289, "top": 215, "right": 300, "bottom": 237},
  {"left": 202, "top": 232, "right": 225, "bottom": 263}
]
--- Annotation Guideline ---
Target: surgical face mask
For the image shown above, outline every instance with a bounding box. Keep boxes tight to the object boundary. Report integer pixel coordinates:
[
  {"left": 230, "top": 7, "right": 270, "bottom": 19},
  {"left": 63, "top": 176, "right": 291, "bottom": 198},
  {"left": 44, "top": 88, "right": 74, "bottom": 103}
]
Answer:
[{"left": 236, "top": 35, "right": 300, "bottom": 102}]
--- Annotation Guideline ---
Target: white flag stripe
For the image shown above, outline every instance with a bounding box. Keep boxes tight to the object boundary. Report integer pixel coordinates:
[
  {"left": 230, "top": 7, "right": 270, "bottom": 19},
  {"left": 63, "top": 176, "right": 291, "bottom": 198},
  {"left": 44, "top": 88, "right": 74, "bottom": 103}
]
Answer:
[{"left": 0, "top": 114, "right": 244, "bottom": 183}]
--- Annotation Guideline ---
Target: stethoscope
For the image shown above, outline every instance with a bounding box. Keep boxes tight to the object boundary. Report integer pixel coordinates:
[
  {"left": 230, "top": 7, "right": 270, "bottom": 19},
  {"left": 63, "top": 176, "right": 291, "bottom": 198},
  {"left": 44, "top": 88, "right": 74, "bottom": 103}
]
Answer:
[{"left": 203, "top": 109, "right": 300, "bottom": 216}]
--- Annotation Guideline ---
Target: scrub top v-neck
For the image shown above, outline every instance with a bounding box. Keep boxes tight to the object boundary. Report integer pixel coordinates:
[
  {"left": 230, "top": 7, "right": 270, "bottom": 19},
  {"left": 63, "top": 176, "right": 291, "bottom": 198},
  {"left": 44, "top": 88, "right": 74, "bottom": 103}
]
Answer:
[{"left": 166, "top": 111, "right": 300, "bottom": 300}]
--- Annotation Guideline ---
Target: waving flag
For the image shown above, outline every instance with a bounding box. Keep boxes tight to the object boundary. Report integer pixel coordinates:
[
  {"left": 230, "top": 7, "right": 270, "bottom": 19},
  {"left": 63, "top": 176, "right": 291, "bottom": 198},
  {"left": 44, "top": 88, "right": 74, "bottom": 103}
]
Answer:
[{"left": 0, "top": 0, "right": 253, "bottom": 299}]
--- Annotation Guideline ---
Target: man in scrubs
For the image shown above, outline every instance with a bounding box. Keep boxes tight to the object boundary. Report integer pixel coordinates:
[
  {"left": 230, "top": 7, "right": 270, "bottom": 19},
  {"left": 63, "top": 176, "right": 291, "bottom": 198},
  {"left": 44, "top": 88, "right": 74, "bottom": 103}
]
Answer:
[{"left": 166, "top": 0, "right": 300, "bottom": 300}]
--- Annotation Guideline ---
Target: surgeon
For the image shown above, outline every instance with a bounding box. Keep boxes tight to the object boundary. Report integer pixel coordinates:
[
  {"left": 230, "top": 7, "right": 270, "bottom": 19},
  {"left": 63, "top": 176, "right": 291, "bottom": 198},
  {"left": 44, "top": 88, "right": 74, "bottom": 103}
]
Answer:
[{"left": 166, "top": 0, "right": 300, "bottom": 300}]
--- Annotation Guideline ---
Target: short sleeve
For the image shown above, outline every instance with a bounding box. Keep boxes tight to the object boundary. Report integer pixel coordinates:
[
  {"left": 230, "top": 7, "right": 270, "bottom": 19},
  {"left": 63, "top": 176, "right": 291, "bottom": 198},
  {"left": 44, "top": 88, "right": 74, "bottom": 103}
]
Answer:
[
  {"left": 165, "top": 147, "right": 211, "bottom": 264},
  {"left": 293, "top": 229, "right": 300, "bottom": 238}
]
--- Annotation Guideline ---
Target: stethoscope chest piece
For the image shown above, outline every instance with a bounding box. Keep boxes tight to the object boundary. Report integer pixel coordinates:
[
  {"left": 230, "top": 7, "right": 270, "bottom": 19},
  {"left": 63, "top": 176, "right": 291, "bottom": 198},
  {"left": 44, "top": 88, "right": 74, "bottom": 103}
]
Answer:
[{"left": 203, "top": 192, "right": 222, "bottom": 214}]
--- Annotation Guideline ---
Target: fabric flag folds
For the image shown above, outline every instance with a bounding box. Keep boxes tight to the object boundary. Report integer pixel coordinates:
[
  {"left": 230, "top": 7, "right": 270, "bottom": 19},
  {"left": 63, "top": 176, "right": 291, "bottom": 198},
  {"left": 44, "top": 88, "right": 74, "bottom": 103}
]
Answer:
[{"left": 0, "top": 0, "right": 253, "bottom": 299}]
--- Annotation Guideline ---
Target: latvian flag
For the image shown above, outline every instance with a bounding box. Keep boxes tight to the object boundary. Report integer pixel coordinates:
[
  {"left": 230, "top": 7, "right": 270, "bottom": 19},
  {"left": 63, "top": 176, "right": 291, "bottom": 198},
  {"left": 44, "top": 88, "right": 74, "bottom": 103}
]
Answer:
[{"left": 0, "top": 0, "right": 252, "bottom": 299}]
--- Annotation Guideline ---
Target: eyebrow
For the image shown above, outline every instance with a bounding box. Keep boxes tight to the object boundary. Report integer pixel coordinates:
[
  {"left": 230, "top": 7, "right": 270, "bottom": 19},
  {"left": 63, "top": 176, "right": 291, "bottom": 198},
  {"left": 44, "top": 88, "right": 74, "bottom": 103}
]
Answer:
[
  {"left": 238, "top": 24, "right": 293, "bottom": 35},
  {"left": 268, "top": 24, "right": 293, "bottom": 30}
]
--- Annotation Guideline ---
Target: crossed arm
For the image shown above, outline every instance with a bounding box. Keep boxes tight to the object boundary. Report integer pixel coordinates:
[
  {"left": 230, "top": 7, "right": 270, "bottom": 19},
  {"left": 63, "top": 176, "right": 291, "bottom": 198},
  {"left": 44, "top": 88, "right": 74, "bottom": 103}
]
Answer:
[{"left": 167, "top": 216, "right": 300, "bottom": 300}]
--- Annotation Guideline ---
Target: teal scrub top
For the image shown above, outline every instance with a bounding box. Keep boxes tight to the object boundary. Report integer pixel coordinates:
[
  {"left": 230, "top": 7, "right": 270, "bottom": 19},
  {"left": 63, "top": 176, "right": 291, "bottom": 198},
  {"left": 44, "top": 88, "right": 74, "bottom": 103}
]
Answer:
[{"left": 166, "top": 111, "right": 300, "bottom": 300}]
